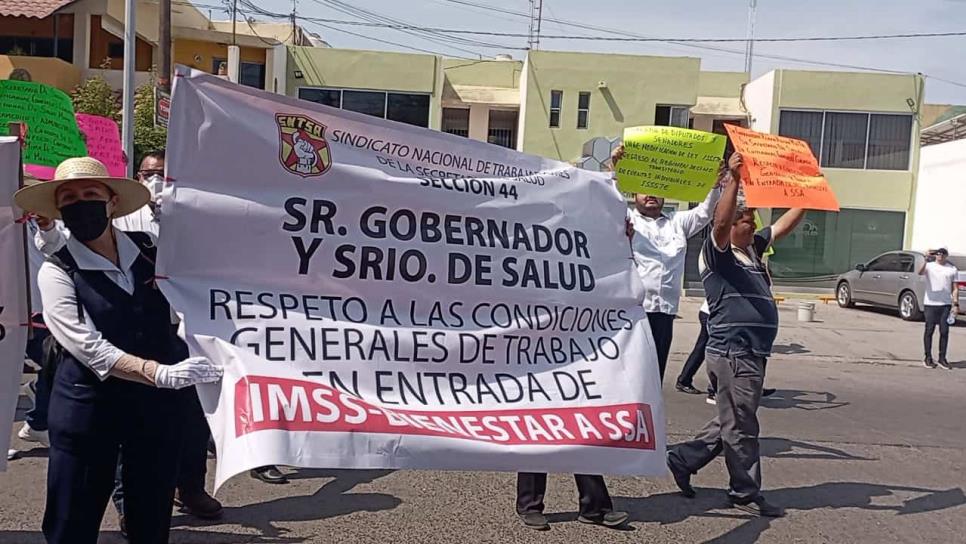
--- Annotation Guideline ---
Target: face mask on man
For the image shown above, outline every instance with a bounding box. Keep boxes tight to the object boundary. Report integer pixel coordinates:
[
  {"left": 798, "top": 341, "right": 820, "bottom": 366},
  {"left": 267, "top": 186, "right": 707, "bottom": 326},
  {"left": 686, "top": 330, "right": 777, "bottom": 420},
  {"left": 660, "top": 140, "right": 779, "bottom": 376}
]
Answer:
[
  {"left": 60, "top": 200, "right": 110, "bottom": 242},
  {"left": 144, "top": 174, "right": 164, "bottom": 201}
]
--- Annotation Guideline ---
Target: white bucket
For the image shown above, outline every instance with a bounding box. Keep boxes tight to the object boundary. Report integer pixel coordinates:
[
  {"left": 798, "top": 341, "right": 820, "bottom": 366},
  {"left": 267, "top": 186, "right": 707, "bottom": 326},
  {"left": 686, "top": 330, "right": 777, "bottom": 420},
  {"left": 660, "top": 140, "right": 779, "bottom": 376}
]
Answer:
[{"left": 797, "top": 302, "right": 816, "bottom": 322}]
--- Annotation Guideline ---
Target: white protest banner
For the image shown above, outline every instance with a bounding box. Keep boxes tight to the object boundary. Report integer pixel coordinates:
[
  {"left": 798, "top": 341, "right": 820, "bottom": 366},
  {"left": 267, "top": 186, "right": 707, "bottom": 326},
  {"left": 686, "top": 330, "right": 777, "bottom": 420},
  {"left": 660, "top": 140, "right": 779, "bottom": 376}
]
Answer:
[
  {"left": 160, "top": 69, "right": 665, "bottom": 490},
  {"left": 0, "top": 135, "right": 28, "bottom": 471}
]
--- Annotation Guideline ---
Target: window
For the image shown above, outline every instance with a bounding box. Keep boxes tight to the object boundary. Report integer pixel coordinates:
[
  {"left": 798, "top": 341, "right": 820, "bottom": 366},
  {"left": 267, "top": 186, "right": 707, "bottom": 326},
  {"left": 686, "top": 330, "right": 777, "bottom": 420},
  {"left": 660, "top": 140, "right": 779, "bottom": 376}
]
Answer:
[
  {"left": 342, "top": 90, "right": 386, "bottom": 118},
  {"left": 778, "top": 110, "right": 823, "bottom": 160},
  {"left": 239, "top": 62, "right": 265, "bottom": 89},
  {"left": 0, "top": 14, "right": 74, "bottom": 62},
  {"left": 868, "top": 114, "right": 913, "bottom": 170},
  {"left": 488, "top": 109, "right": 518, "bottom": 149},
  {"left": 442, "top": 108, "right": 470, "bottom": 137},
  {"left": 298, "top": 88, "right": 340, "bottom": 108},
  {"left": 655, "top": 105, "right": 690, "bottom": 128},
  {"left": 822, "top": 112, "right": 867, "bottom": 168},
  {"left": 769, "top": 208, "right": 906, "bottom": 279},
  {"left": 387, "top": 93, "right": 430, "bottom": 128},
  {"left": 577, "top": 92, "right": 590, "bottom": 129},
  {"left": 549, "top": 90, "right": 562, "bottom": 128},
  {"left": 778, "top": 110, "right": 912, "bottom": 171},
  {"left": 297, "top": 87, "right": 430, "bottom": 127},
  {"left": 897, "top": 253, "right": 916, "bottom": 273},
  {"left": 867, "top": 253, "right": 903, "bottom": 272}
]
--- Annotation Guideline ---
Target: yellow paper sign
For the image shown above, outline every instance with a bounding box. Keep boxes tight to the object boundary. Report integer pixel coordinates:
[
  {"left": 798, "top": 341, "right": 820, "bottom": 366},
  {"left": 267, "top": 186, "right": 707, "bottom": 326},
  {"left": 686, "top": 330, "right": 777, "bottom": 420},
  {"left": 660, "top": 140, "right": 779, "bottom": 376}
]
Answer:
[{"left": 616, "top": 126, "right": 726, "bottom": 201}]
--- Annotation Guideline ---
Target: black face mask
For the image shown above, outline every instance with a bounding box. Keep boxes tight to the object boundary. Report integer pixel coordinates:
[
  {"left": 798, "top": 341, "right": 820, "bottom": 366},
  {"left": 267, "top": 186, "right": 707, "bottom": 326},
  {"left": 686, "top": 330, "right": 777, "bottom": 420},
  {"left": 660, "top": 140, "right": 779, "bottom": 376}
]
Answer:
[{"left": 60, "top": 200, "right": 110, "bottom": 242}]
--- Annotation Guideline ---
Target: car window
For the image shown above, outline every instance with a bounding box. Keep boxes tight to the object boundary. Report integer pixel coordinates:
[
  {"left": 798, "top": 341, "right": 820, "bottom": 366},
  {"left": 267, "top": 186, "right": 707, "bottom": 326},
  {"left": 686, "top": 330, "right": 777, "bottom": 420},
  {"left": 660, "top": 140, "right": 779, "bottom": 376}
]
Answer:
[
  {"left": 897, "top": 254, "right": 915, "bottom": 273},
  {"left": 868, "top": 254, "right": 901, "bottom": 272}
]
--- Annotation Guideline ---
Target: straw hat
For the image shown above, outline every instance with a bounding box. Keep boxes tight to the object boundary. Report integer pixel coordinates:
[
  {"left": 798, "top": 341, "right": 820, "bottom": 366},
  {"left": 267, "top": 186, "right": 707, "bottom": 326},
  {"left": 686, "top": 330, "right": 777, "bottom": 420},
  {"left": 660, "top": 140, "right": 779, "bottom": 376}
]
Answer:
[{"left": 14, "top": 157, "right": 150, "bottom": 219}]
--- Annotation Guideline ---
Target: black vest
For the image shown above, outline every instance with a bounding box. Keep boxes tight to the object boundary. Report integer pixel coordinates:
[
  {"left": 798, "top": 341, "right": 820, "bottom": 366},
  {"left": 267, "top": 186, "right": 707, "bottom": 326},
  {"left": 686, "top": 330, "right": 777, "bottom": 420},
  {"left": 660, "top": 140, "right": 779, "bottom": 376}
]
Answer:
[{"left": 48, "top": 232, "right": 188, "bottom": 400}]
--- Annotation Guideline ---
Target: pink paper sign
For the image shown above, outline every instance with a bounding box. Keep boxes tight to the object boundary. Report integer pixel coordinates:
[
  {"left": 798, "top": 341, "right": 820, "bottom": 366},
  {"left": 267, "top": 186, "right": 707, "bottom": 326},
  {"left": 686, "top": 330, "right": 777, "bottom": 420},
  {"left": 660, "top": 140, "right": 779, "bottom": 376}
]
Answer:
[{"left": 75, "top": 113, "right": 126, "bottom": 177}]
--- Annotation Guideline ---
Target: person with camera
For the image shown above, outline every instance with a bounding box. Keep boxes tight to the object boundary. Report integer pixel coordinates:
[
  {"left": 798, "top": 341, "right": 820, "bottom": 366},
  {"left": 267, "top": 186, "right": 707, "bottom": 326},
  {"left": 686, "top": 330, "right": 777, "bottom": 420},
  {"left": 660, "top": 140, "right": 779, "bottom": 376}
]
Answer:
[{"left": 919, "top": 248, "right": 959, "bottom": 370}]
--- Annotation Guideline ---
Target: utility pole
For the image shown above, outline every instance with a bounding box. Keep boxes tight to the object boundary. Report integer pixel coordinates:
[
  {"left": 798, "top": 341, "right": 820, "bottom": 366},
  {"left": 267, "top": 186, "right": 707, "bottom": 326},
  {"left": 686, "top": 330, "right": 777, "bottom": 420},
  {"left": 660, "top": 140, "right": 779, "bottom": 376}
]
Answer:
[
  {"left": 122, "top": 0, "right": 136, "bottom": 177},
  {"left": 527, "top": 0, "right": 543, "bottom": 50},
  {"left": 228, "top": 0, "right": 239, "bottom": 82},
  {"left": 159, "top": 0, "right": 171, "bottom": 92},
  {"left": 291, "top": 0, "right": 297, "bottom": 44},
  {"left": 744, "top": 0, "right": 758, "bottom": 76}
]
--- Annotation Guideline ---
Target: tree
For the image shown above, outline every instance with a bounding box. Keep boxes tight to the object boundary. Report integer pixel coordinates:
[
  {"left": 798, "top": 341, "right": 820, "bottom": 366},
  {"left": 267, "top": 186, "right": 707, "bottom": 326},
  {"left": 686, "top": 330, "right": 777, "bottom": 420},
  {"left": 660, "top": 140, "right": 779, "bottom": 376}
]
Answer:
[
  {"left": 70, "top": 73, "right": 121, "bottom": 122},
  {"left": 133, "top": 80, "right": 167, "bottom": 164}
]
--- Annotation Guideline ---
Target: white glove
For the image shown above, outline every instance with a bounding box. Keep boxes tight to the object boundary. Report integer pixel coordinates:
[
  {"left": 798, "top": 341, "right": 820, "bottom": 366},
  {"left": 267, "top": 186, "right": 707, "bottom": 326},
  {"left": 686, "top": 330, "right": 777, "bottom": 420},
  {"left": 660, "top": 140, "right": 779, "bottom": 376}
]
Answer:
[{"left": 154, "top": 356, "right": 223, "bottom": 390}]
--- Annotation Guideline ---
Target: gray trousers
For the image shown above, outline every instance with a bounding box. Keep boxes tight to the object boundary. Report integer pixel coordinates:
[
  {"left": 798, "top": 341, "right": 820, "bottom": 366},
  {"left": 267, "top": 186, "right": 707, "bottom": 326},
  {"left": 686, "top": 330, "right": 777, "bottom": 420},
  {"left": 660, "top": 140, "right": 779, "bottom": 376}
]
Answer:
[{"left": 668, "top": 351, "right": 766, "bottom": 502}]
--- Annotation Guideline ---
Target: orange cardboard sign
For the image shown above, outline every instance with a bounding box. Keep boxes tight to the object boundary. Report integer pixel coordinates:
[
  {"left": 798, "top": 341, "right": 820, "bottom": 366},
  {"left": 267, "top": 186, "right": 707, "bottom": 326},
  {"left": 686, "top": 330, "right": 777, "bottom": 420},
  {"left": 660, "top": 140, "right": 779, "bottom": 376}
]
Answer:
[{"left": 724, "top": 124, "right": 840, "bottom": 211}]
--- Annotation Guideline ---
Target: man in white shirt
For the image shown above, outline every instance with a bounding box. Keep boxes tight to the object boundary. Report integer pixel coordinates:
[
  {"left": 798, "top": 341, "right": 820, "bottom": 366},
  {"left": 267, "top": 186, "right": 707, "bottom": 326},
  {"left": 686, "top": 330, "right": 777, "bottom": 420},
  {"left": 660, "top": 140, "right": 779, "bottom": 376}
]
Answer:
[
  {"left": 918, "top": 247, "right": 959, "bottom": 369},
  {"left": 613, "top": 145, "right": 730, "bottom": 382}
]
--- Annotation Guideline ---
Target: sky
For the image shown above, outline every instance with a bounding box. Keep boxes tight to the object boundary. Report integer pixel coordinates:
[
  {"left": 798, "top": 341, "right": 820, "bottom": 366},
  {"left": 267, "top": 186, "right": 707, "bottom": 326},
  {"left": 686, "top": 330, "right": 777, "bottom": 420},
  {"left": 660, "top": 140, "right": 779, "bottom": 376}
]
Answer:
[{"left": 195, "top": 0, "right": 966, "bottom": 104}]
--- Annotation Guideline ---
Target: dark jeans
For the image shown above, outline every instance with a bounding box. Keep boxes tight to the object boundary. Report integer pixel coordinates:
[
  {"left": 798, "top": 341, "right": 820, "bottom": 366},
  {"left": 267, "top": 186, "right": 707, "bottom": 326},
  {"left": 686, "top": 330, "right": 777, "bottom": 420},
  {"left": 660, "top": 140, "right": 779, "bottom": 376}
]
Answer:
[
  {"left": 924, "top": 305, "right": 952, "bottom": 360},
  {"left": 676, "top": 311, "right": 709, "bottom": 388},
  {"left": 668, "top": 352, "right": 767, "bottom": 503},
  {"left": 516, "top": 473, "right": 613, "bottom": 518},
  {"left": 44, "top": 361, "right": 184, "bottom": 544},
  {"left": 647, "top": 312, "right": 675, "bottom": 382},
  {"left": 24, "top": 321, "right": 51, "bottom": 431},
  {"left": 113, "top": 388, "right": 211, "bottom": 516}
]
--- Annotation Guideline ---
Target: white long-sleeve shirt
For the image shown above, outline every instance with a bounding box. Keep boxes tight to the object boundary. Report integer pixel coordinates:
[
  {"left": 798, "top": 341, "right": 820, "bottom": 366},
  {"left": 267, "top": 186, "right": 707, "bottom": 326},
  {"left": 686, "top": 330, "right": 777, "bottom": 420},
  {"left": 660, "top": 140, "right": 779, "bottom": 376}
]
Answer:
[
  {"left": 37, "top": 229, "right": 143, "bottom": 379},
  {"left": 629, "top": 186, "right": 722, "bottom": 315}
]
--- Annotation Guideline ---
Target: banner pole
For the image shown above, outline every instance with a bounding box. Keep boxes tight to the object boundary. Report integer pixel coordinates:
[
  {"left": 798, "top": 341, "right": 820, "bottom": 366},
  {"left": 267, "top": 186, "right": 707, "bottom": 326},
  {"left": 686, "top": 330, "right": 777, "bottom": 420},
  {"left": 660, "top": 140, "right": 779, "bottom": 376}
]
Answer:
[{"left": 9, "top": 122, "right": 32, "bottom": 339}]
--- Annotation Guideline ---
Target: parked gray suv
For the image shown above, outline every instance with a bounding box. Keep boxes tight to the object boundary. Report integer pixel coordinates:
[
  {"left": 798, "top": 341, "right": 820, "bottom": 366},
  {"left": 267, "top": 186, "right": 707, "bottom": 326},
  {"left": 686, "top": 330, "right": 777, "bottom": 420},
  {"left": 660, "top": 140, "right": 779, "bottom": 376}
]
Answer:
[{"left": 836, "top": 251, "right": 966, "bottom": 321}]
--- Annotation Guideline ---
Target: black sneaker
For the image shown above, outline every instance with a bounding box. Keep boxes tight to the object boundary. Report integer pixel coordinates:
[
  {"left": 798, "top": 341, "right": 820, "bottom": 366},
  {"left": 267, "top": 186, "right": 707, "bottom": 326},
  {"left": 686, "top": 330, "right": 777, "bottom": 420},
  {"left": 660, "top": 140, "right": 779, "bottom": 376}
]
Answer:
[
  {"left": 667, "top": 453, "right": 696, "bottom": 498},
  {"left": 577, "top": 510, "right": 629, "bottom": 528},
  {"left": 706, "top": 393, "right": 717, "bottom": 405},
  {"left": 250, "top": 465, "right": 289, "bottom": 484},
  {"left": 937, "top": 358, "right": 952, "bottom": 370},
  {"left": 731, "top": 496, "right": 785, "bottom": 517},
  {"left": 762, "top": 388, "right": 777, "bottom": 397},
  {"left": 676, "top": 383, "right": 702, "bottom": 395},
  {"left": 519, "top": 512, "right": 550, "bottom": 530},
  {"left": 924, "top": 357, "right": 937, "bottom": 369}
]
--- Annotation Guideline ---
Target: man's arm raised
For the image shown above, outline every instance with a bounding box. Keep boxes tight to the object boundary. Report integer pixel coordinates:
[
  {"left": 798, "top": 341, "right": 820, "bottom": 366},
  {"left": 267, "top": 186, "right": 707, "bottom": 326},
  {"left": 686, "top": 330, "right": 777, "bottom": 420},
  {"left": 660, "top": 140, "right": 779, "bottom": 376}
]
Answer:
[
  {"left": 711, "top": 153, "right": 742, "bottom": 251},
  {"left": 771, "top": 208, "right": 806, "bottom": 243}
]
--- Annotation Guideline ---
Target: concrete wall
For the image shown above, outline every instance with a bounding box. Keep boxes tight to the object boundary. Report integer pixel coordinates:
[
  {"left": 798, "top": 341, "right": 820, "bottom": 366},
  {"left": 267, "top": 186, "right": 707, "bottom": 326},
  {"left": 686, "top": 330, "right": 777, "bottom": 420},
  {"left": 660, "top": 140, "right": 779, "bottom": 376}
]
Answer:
[
  {"left": 287, "top": 47, "right": 444, "bottom": 129},
  {"left": 744, "top": 70, "right": 776, "bottom": 134},
  {"left": 518, "top": 50, "right": 701, "bottom": 161},
  {"left": 698, "top": 70, "right": 748, "bottom": 98},
  {"left": 173, "top": 39, "right": 266, "bottom": 73},
  {"left": 442, "top": 58, "right": 521, "bottom": 89},
  {"left": 774, "top": 70, "right": 922, "bottom": 113},
  {"left": 911, "top": 139, "right": 966, "bottom": 252},
  {"left": 0, "top": 56, "right": 81, "bottom": 91}
]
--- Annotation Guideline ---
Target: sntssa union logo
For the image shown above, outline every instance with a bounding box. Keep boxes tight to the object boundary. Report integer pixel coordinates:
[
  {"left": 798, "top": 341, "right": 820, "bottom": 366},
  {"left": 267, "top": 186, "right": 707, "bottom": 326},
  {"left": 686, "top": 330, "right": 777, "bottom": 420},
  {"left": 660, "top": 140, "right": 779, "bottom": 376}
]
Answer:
[{"left": 276, "top": 113, "right": 332, "bottom": 178}]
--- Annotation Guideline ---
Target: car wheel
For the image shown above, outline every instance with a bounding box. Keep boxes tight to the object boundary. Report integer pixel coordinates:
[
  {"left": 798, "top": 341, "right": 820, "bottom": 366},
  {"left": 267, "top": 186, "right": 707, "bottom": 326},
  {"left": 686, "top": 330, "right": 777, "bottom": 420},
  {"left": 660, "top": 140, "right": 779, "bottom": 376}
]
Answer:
[
  {"left": 899, "top": 291, "right": 923, "bottom": 321},
  {"left": 837, "top": 282, "right": 854, "bottom": 308}
]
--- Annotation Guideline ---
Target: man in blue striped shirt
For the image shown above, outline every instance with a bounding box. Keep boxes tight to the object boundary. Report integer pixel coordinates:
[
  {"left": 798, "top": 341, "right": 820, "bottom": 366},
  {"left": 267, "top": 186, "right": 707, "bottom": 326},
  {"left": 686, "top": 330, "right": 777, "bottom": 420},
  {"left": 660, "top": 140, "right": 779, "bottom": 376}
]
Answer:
[{"left": 667, "top": 152, "right": 805, "bottom": 518}]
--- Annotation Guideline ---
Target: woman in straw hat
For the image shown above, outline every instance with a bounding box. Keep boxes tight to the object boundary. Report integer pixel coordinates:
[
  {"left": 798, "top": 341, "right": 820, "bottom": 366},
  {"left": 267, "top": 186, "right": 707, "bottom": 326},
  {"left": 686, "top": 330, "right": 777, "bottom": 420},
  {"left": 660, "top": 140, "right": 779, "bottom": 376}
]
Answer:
[{"left": 15, "top": 157, "right": 223, "bottom": 544}]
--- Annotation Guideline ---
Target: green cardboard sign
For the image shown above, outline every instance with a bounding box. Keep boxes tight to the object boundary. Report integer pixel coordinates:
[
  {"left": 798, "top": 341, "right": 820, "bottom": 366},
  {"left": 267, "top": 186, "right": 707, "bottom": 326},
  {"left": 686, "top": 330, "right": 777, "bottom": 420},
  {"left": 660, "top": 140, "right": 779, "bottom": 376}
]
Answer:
[
  {"left": 0, "top": 80, "right": 87, "bottom": 167},
  {"left": 616, "top": 125, "right": 726, "bottom": 201}
]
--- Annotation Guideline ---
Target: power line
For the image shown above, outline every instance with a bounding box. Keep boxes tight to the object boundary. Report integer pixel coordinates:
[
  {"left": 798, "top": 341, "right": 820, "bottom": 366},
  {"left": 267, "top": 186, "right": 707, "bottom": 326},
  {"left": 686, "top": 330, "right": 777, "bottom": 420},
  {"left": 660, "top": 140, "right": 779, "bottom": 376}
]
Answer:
[
  {"left": 306, "top": 20, "right": 469, "bottom": 57},
  {"left": 242, "top": 20, "right": 966, "bottom": 44},
  {"left": 432, "top": 0, "right": 921, "bottom": 75},
  {"left": 304, "top": 0, "right": 522, "bottom": 56}
]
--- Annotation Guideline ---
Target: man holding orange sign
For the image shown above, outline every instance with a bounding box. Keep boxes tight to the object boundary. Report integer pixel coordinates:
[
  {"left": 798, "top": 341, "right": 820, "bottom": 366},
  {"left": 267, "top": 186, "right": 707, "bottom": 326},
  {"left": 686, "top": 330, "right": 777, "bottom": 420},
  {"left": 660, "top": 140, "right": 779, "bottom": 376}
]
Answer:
[{"left": 667, "top": 151, "right": 806, "bottom": 518}]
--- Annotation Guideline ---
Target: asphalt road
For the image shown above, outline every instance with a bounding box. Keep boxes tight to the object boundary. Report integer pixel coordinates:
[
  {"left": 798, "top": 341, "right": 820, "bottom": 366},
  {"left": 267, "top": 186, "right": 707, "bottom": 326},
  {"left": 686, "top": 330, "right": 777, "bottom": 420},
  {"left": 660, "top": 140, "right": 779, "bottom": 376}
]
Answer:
[{"left": 3, "top": 299, "right": 965, "bottom": 543}]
